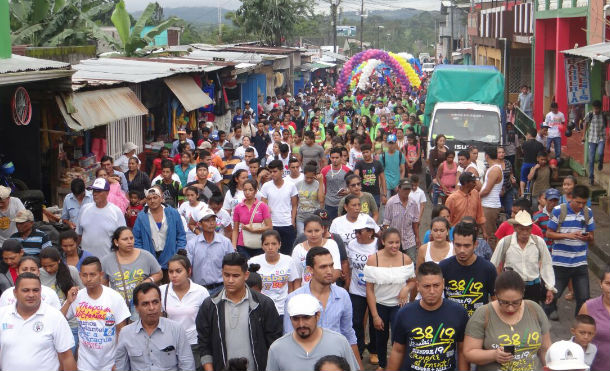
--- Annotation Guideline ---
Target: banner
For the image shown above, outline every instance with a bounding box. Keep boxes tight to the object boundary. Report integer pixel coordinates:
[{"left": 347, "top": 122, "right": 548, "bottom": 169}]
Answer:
[{"left": 564, "top": 56, "right": 591, "bottom": 105}]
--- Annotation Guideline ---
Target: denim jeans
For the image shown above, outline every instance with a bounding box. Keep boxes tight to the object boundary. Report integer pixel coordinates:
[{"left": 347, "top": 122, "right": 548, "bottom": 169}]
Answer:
[
  {"left": 547, "top": 137, "right": 561, "bottom": 160},
  {"left": 324, "top": 204, "right": 339, "bottom": 222},
  {"left": 375, "top": 303, "right": 399, "bottom": 368},
  {"left": 431, "top": 182, "right": 441, "bottom": 205},
  {"left": 500, "top": 187, "right": 516, "bottom": 216},
  {"left": 237, "top": 245, "right": 264, "bottom": 259},
  {"left": 588, "top": 141, "right": 605, "bottom": 180},
  {"left": 547, "top": 265, "right": 590, "bottom": 316},
  {"left": 274, "top": 225, "right": 296, "bottom": 255},
  {"left": 350, "top": 293, "right": 377, "bottom": 356}
]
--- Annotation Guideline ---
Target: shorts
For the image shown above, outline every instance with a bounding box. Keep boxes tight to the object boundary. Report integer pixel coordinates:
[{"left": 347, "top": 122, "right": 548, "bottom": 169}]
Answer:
[{"left": 520, "top": 162, "right": 536, "bottom": 183}]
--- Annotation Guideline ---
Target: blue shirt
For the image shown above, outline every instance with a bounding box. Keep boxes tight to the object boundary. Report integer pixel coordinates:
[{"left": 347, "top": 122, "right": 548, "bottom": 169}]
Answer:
[
  {"left": 547, "top": 203, "right": 595, "bottom": 267},
  {"left": 381, "top": 151, "right": 405, "bottom": 190},
  {"left": 283, "top": 283, "right": 357, "bottom": 345},
  {"left": 114, "top": 170, "right": 129, "bottom": 193},
  {"left": 186, "top": 232, "right": 234, "bottom": 286},
  {"left": 60, "top": 191, "right": 93, "bottom": 224},
  {"left": 423, "top": 226, "right": 455, "bottom": 243},
  {"left": 171, "top": 139, "right": 196, "bottom": 157}
]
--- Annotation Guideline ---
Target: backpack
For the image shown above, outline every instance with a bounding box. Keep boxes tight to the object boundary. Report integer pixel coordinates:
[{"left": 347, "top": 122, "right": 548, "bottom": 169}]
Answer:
[
  {"left": 586, "top": 111, "right": 608, "bottom": 128},
  {"left": 556, "top": 202, "right": 590, "bottom": 231},
  {"left": 498, "top": 234, "right": 547, "bottom": 268},
  {"left": 381, "top": 151, "right": 404, "bottom": 169}
]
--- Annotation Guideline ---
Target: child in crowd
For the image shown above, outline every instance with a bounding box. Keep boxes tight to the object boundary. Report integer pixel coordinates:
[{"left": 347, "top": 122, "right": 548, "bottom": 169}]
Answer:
[
  {"left": 125, "top": 191, "right": 143, "bottom": 228},
  {"left": 436, "top": 150, "right": 458, "bottom": 203},
  {"left": 208, "top": 194, "right": 232, "bottom": 238},
  {"left": 570, "top": 314, "right": 597, "bottom": 367},
  {"left": 527, "top": 150, "right": 558, "bottom": 210},
  {"left": 154, "top": 160, "right": 182, "bottom": 208}
]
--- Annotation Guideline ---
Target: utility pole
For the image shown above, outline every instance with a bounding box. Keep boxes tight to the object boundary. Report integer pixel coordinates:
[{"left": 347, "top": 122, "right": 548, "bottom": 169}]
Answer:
[
  {"left": 449, "top": 0, "right": 454, "bottom": 61},
  {"left": 331, "top": 1, "right": 337, "bottom": 53},
  {"left": 360, "top": 0, "right": 364, "bottom": 51},
  {"left": 217, "top": 0, "right": 222, "bottom": 42}
]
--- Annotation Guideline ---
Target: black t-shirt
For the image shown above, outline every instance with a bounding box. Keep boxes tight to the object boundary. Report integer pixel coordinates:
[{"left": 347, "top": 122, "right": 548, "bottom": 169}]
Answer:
[
  {"left": 439, "top": 256, "right": 497, "bottom": 317},
  {"left": 521, "top": 139, "right": 544, "bottom": 164},
  {"left": 354, "top": 160, "right": 384, "bottom": 196},
  {"left": 392, "top": 299, "right": 468, "bottom": 371}
]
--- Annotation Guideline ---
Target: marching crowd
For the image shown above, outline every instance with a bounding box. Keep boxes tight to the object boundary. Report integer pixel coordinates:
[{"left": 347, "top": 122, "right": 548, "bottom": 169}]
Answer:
[{"left": 0, "top": 78, "right": 607, "bottom": 371}]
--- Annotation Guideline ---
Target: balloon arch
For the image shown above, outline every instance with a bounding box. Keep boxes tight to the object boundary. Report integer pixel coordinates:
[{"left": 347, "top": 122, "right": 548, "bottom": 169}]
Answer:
[{"left": 336, "top": 49, "right": 420, "bottom": 95}]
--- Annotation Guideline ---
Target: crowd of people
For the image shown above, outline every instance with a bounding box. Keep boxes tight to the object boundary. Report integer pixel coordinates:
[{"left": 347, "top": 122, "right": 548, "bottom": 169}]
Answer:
[{"left": 0, "top": 77, "right": 606, "bottom": 371}]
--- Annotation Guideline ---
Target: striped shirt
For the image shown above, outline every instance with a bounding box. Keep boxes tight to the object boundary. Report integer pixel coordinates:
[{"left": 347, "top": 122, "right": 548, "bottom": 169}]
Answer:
[
  {"left": 532, "top": 209, "right": 552, "bottom": 249},
  {"left": 547, "top": 204, "right": 595, "bottom": 267},
  {"left": 9, "top": 229, "right": 52, "bottom": 256}
]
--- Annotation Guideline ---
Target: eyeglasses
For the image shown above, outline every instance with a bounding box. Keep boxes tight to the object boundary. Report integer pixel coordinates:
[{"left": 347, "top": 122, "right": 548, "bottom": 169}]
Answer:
[
  {"left": 497, "top": 298, "right": 523, "bottom": 308},
  {"left": 348, "top": 183, "right": 361, "bottom": 188}
]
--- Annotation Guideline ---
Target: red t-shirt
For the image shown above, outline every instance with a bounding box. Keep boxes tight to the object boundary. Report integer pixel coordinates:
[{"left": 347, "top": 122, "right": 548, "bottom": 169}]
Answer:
[
  {"left": 495, "top": 221, "right": 544, "bottom": 241},
  {"left": 125, "top": 204, "right": 144, "bottom": 228},
  {"left": 9, "top": 267, "right": 17, "bottom": 284}
]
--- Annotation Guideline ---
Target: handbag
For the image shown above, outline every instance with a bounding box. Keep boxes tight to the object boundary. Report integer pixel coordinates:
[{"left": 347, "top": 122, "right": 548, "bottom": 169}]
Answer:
[{"left": 241, "top": 201, "right": 264, "bottom": 249}]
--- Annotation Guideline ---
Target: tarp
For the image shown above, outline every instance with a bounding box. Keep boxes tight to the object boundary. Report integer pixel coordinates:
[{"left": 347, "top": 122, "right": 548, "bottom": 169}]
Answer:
[
  {"left": 424, "top": 65, "right": 505, "bottom": 126},
  {"left": 164, "top": 75, "right": 213, "bottom": 112}
]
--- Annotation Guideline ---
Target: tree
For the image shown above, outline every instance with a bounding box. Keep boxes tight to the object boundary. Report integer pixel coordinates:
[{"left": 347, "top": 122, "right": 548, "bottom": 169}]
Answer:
[
  {"left": 10, "top": 0, "right": 117, "bottom": 46},
  {"left": 111, "top": 0, "right": 178, "bottom": 57},
  {"left": 148, "top": 2, "right": 163, "bottom": 26},
  {"left": 234, "top": 0, "right": 312, "bottom": 45}
]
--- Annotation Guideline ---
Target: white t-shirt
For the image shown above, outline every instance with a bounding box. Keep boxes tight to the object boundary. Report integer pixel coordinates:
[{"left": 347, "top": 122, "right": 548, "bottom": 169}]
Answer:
[
  {"left": 0, "top": 303, "right": 74, "bottom": 371},
  {"left": 66, "top": 286, "right": 131, "bottom": 371},
  {"left": 233, "top": 161, "right": 250, "bottom": 175},
  {"left": 248, "top": 254, "right": 299, "bottom": 315},
  {"left": 152, "top": 173, "right": 181, "bottom": 185},
  {"left": 186, "top": 165, "right": 222, "bottom": 184},
  {"left": 349, "top": 148, "right": 363, "bottom": 167},
  {"left": 347, "top": 238, "right": 378, "bottom": 297},
  {"left": 284, "top": 173, "right": 304, "bottom": 185},
  {"left": 223, "top": 189, "right": 244, "bottom": 214},
  {"left": 114, "top": 154, "right": 139, "bottom": 173},
  {"left": 178, "top": 201, "right": 207, "bottom": 242},
  {"left": 160, "top": 281, "right": 209, "bottom": 345},
  {"left": 408, "top": 187, "right": 426, "bottom": 213},
  {"left": 77, "top": 203, "right": 126, "bottom": 259},
  {"left": 260, "top": 181, "right": 298, "bottom": 226},
  {"left": 0, "top": 197, "right": 25, "bottom": 244},
  {"left": 292, "top": 239, "right": 341, "bottom": 285},
  {"left": 234, "top": 146, "right": 259, "bottom": 160},
  {"left": 329, "top": 213, "right": 380, "bottom": 247},
  {"left": 0, "top": 286, "right": 61, "bottom": 309},
  {"left": 214, "top": 208, "right": 233, "bottom": 237},
  {"left": 545, "top": 111, "right": 565, "bottom": 138}
]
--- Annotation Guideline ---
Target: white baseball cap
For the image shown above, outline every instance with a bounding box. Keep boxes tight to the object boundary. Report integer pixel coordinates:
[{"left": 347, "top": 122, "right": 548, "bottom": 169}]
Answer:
[
  {"left": 287, "top": 294, "right": 321, "bottom": 317},
  {"left": 194, "top": 207, "right": 216, "bottom": 222},
  {"left": 0, "top": 186, "right": 11, "bottom": 200},
  {"left": 353, "top": 217, "right": 379, "bottom": 231},
  {"left": 545, "top": 340, "right": 589, "bottom": 370}
]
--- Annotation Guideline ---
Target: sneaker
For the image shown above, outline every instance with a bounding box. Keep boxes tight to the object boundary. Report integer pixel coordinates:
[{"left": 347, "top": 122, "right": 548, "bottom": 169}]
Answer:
[
  {"left": 590, "top": 178, "right": 595, "bottom": 186},
  {"left": 598, "top": 163, "right": 603, "bottom": 171},
  {"left": 369, "top": 354, "right": 379, "bottom": 365},
  {"left": 549, "top": 310, "right": 559, "bottom": 321}
]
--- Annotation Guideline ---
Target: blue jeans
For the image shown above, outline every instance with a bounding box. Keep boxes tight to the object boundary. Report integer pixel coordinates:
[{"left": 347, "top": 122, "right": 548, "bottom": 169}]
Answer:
[
  {"left": 237, "top": 245, "right": 264, "bottom": 259},
  {"left": 500, "top": 187, "right": 516, "bottom": 215},
  {"left": 588, "top": 141, "right": 605, "bottom": 180},
  {"left": 546, "top": 265, "right": 590, "bottom": 317},
  {"left": 547, "top": 137, "right": 561, "bottom": 160},
  {"left": 375, "top": 303, "right": 399, "bottom": 368},
  {"left": 71, "top": 326, "right": 78, "bottom": 354},
  {"left": 274, "top": 225, "right": 296, "bottom": 255},
  {"left": 325, "top": 204, "right": 339, "bottom": 222}
]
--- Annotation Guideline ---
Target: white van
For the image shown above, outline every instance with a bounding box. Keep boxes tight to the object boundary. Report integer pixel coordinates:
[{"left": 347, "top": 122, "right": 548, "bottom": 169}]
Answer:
[{"left": 427, "top": 102, "right": 503, "bottom": 172}]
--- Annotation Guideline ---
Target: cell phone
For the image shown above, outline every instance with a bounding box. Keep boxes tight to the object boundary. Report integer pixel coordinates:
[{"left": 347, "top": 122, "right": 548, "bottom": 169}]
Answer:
[
  {"left": 581, "top": 232, "right": 588, "bottom": 236},
  {"left": 504, "top": 345, "right": 515, "bottom": 355},
  {"left": 336, "top": 188, "right": 346, "bottom": 195}
]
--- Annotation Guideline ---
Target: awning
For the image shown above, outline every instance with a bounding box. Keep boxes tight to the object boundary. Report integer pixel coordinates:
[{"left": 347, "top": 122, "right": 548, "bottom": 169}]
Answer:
[
  {"left": 56, "top": 87, "right": 148, "bottom": 131},
  {"left": 561, "top": 42, "right": 610, "bottom": 63},
  {"left": 164, "top": 75, "right": 213, "bottom": 112}
]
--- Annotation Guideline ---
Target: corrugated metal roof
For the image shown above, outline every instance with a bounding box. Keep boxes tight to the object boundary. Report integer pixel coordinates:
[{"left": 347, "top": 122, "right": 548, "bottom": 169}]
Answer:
[
  {"left": 164, "top": 75, "right": 213, "bottom": 112},
  {"left": 0, "top": 54, "right": 70, "bottom": 74},
  {"left": 56, "top": 87, "right": 148, "bottom": 131},
  {"left": 187, "top": 48, "right": 287, "bottom": 63},
  {"left": 561, "top": 43, "right": 610, "bottom": 63},
  {"left": 72, "top": 58, "right": 210, "bottom": 85}
]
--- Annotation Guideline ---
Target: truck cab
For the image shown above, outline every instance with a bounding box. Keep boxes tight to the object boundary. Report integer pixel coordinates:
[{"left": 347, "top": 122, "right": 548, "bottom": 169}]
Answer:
[{"left": 428, "top": 102, "right": 503, "bottom": 171}]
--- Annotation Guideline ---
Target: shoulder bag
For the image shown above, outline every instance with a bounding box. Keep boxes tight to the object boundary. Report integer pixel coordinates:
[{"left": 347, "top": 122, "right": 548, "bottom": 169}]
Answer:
[{"left": 241, "top": 201, "right": 264, "bottom": 249}]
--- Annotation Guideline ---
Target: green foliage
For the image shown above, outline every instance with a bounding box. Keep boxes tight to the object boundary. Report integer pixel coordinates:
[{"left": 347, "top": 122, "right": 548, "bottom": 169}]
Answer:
[
  {"left": 111, "top": 0, "right": 178, "bottom": 57},
  {"left": 234, "top": 0, "right": 312, "bottom": 45},
  {"left": 10, "top": 0, "right": 117, "bottom": 46}
]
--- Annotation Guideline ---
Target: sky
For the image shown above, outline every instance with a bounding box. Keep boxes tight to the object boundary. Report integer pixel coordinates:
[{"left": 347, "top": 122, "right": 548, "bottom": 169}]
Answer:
[{"left": 124, "top": 0, "right": 442, "bottom": 13}]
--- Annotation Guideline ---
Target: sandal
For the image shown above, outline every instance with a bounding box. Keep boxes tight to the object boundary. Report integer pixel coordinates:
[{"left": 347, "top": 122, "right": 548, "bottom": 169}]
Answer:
[{"left": 565, "top": 291, "right": 574, "bottom": 301}]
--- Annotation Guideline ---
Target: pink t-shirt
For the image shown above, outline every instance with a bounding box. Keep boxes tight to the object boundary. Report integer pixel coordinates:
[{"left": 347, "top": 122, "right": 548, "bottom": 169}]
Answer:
[
  {"left": 233, "top": 201, "right": 271, "bottom": 246},
  {"left": 495, "top": 221, "right": 544, "bottom": 241}
]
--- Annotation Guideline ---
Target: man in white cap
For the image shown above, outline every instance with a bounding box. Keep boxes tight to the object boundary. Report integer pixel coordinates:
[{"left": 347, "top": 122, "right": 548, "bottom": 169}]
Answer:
[
  {"left": 544, "top": 340, "right": 589, "bottom": 371},
  {"left": 0, "top": 185, "right": 25, "bottom": 244},
  {"left": 491, "top": 210, "right": 556, "bottom": 304},
  {"left": 9, "top": 209, "right": 52, "bottom": 256},
  {"left": 267, "top": 293, "right": 359, "bottom": 371},
  {"left": 171, "top": 128, "right": 195, "bottom": 157},
  {"left": 114, "top": 142, "right": 139, "bottom": 173},
  {"left": 77, "top": 178, "right": 126, "bottom": 259}
]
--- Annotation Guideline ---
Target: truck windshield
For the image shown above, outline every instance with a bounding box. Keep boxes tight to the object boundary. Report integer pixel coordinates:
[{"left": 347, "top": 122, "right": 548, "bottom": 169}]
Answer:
[{"left": 431, "top": 109, "right": 500, "bottom": 143}]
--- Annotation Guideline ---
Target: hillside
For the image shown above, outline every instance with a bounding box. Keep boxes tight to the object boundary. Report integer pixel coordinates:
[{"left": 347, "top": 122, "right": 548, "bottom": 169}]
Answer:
[
  {"left": 131, "top": 6, "right": 232, "bottom": 25},
  {"left": 342, "top": 8, "right": 432, "bottom": 21}
]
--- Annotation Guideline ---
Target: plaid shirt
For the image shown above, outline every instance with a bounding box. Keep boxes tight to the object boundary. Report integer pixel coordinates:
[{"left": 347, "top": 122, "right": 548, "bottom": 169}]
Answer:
[
  {"left": 382, "top": 195, "right": 420, "bottom": 248},
  {"left": 586, "top": 112, "right": 606, "bottom": 143}
]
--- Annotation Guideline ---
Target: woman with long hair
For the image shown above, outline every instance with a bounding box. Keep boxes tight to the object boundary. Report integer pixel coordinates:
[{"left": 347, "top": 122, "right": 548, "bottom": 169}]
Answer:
[
  {"left": 100, "top": 227, "right": 162, "bottom": 318},
  {"left": 222, "top": 169, "right": 249, "bottom": 215},
  {"left": 364, "top": 228, "right": 415, "bottom": 370},
  {"left": 232, "top": 179, "right": 272, "bottom": 258},
  {"left": 58, "top": 230, "right": 93, "bottom": 271},
  {"left": 125, "top": 156, "right": 151, "bottom": 195},
  {"left": 96, "top": 167, "right": 129, "bottom": 212},
  {"left": 149, "top": 147, "right": 171, "bottom": 179},
  {"left": 160, "top": 251, "right": 209, "bottom": 371},
  {"left": 0, "top": 256, "right": 61, "bottom": 308},
  {"left": 428, "top": 134, "right": 448, "bottom": 204}
]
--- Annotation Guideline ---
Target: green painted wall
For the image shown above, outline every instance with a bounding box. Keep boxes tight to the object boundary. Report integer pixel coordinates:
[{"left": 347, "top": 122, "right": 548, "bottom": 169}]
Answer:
[{"left": 0, "top": 0, "right": 10, "bottom": 59}]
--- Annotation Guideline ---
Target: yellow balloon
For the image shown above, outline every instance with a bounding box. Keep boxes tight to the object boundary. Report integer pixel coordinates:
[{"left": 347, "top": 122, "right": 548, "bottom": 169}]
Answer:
[{"left": 389, "top": 52, "right": 421, "bottom": 88}]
